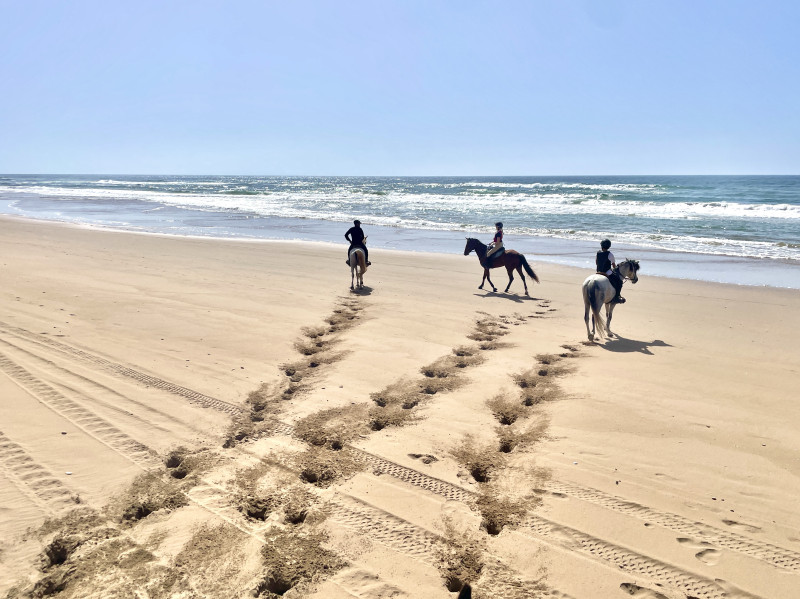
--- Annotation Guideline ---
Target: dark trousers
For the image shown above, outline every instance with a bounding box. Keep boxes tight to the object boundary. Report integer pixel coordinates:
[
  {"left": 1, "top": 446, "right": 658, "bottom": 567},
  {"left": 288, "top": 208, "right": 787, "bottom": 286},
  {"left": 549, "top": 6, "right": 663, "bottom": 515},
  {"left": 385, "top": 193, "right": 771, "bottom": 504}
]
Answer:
[{"left": 609, "top": 272, "right": 623, "bottom": 295}]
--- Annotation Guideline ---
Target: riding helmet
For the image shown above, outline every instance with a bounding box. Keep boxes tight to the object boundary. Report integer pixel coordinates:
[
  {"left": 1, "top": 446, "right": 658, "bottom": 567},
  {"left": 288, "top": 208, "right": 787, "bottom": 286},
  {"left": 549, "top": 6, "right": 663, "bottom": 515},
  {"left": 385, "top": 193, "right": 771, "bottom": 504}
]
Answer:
[
  {"left": 495, "top": 222, "right": 503, "bottom": 228},
  {"left": 354, "top": 220, "right": 361, "bottom": 226},
  {"left": 601, "top": 239, "right": 611, "bottom": 250}
]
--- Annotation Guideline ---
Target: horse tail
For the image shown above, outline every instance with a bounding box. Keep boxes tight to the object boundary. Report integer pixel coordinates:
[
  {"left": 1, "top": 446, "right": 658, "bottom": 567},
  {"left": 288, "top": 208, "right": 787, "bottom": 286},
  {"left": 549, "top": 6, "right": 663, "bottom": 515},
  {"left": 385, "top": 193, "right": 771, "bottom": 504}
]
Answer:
[
  {"left": 519, "top": 255, "right": 539, "bottom": 283},
  {"left": 358, "top": 249, "right": 367, "bottom": 272},
  {"left": 587, "top": 279, "right": 606, "bottom": 338}
]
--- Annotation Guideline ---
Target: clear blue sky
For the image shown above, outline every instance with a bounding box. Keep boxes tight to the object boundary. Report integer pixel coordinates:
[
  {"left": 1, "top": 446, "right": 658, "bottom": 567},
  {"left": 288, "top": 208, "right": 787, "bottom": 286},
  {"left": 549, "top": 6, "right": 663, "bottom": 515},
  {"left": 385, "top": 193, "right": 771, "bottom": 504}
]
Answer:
[{"left": 1, "top": 0, "right": 798, "bottom": 175}]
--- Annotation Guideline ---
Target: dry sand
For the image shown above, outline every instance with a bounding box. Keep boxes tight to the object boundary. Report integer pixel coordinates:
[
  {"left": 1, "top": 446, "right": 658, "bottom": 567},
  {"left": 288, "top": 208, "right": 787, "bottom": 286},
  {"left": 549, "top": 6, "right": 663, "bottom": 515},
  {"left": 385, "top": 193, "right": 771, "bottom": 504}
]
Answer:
[{"left": 1, "top": 215, "right": 799, "bottom": 599}]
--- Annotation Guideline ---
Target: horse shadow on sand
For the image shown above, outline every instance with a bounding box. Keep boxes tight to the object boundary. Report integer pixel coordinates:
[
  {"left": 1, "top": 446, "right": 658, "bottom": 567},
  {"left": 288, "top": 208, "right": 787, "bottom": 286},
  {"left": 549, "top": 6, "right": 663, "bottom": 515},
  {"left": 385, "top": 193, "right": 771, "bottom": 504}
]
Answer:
[
  {"left": 473, "top": 292, "right": 539, "bottom": 304},
  {"left": 596, "top": 336, "right": 671, "bottom": 355},
  {"left": 350, "top": 286, "right": 373, "bottom": 296}
]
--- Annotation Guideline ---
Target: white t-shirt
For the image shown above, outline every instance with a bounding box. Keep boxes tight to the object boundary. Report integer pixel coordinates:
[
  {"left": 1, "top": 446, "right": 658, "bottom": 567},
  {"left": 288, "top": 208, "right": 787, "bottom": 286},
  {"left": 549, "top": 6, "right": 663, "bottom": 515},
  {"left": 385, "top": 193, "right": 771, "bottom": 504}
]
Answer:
[{"left": 604, "top": 251, "right": 615, "bottom": 275}]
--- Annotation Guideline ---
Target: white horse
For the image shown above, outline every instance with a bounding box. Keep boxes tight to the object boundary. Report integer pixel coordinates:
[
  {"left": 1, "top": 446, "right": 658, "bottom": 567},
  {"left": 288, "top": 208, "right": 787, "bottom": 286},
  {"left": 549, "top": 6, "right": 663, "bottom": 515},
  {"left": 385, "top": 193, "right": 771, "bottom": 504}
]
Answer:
[
  {"left": 349, "top": 246, "right": 367, "bottom": 290},
  {"left": 582, "top": 259, "right": 640, "bottom": 341}
]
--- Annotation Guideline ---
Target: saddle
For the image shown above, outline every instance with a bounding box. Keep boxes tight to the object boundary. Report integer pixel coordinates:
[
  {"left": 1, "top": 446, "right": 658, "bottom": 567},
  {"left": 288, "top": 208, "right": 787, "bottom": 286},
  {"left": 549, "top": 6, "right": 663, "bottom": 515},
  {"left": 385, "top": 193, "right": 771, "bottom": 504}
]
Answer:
[
  {"left": 597, "top": 268, "right": 623, "bottom": 292},
  {"left": 485, "top": 247, "right": 505, "bottom": 266}
]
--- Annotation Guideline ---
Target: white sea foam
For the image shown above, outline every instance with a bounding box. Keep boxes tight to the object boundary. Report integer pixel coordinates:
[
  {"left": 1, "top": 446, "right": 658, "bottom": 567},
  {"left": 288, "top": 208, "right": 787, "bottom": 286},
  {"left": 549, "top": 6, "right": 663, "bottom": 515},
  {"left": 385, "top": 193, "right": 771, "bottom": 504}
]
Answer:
[
  {"left": 2, "top": 176, "right": 799, "bottom": 264},
  {"left": 1, "top": 184, "right": 799, "bottom": 222}
]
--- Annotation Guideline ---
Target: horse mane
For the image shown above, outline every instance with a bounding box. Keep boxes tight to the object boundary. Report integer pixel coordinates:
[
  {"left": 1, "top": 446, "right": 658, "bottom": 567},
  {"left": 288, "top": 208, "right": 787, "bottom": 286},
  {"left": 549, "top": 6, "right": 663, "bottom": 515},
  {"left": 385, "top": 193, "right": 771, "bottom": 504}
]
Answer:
[{"left": 623, "top": 258, "right": 641, "bottom": 271}]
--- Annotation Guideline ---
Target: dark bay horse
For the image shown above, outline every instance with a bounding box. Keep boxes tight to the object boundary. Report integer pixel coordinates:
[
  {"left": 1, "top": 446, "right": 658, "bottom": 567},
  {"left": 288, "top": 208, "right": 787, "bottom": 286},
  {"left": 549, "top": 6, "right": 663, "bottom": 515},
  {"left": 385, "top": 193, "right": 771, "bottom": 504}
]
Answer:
[{"left": 464, "top": 238, "right": 539, "bottom": 296}]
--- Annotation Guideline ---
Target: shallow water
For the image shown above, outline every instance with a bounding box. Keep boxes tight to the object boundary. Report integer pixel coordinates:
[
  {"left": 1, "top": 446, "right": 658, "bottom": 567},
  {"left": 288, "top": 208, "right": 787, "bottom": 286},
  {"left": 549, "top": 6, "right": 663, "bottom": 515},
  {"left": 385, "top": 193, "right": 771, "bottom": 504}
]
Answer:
[{"left": 1, "top": 174, "right": 798, "bottom": 288}]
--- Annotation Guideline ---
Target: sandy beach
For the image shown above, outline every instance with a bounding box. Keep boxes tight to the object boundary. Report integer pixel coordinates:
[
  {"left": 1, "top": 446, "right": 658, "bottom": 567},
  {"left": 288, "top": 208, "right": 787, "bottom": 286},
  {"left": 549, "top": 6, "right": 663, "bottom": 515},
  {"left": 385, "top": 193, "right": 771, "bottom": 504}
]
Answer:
[{"left": 1, "top": 215, "right": 799, "bottom": 599}]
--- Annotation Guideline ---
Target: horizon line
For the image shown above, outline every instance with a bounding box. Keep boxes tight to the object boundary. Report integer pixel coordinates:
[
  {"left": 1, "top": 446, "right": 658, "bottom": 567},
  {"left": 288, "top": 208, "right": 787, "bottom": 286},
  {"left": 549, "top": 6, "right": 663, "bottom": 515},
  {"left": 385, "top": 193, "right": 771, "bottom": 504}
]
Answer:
[{"left": 2, "top": 172, "right": 799, "bottom": 178}]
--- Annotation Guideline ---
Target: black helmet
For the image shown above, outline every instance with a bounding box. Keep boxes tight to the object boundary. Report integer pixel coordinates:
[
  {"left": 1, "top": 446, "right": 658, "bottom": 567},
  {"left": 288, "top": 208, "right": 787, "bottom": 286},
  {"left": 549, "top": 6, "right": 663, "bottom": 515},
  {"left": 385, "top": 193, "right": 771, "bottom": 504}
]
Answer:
[
  {"left": 601, "top": 239, "right": 611, "bottom": 250},
  {"left": 495, "top": 222, "right": 503, "bottom": 228},
  {"left": 354, "top": 219, "right": 361, "bottom": 226}
]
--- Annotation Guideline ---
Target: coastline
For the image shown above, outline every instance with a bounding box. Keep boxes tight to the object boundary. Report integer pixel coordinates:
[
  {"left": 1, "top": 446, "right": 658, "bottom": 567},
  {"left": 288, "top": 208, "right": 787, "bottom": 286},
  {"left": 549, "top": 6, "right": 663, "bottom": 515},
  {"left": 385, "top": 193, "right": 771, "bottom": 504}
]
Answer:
[
  {"left": 2, "top": 211, "right": 799, "bottom": 289},
  {"left": 1, "top": 216, "right": 799, "bottom": 598}
]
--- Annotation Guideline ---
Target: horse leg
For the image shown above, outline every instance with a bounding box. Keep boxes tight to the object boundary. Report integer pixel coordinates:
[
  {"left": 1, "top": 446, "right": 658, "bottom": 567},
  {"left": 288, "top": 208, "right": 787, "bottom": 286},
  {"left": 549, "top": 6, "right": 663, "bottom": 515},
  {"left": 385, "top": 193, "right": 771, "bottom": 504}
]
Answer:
[
  {"left": 583, "top": 285, "right": 594, "bottom": 341},
  {"left": 350, "top": 265, "right": 355, "bottom": 290},
  {"left": 517, "top": 265, "right": 529, "bottom": 296},
  {"left": 606, "top": 303, "right": 615, "bottom": 337},
  {"left": 486, "top": 270, "right": 497, "bottom": 292},
  {"left": 479, "top": 269, "right": 487, "bottom": 289},
  {"left": 504, "top": 267, "right": 514, "bottom": 293}
]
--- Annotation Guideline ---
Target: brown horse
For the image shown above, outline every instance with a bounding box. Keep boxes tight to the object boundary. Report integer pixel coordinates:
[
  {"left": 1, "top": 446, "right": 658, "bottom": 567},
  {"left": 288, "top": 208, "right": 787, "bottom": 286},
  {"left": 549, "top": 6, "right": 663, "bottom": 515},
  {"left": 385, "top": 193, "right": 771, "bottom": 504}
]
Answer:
[{"left": 464, "top": 238, "right": 539, "bottom": 295}]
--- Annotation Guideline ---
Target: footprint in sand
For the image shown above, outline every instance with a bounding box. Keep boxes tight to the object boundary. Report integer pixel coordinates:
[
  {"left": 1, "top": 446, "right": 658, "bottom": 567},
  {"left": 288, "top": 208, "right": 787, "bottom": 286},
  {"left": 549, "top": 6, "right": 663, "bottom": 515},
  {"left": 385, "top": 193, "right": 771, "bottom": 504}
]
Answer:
[
  {"left": 408, "top": 453, "right": 438, "bottom": 464},
  {"left": 676, "top": 537, "right": 721, "bottom": 565},
  {"left": 619, "top": 583, "right": 669, "bottom": 598},
  {"left": 333, "top": 568, "right": 408, "bottom": 598},
  {"left": 695, "top": 548, "right": 721, "bottom": 565},
  {"left": 722, "top": 518, "right": 761, "bottom": 534}
]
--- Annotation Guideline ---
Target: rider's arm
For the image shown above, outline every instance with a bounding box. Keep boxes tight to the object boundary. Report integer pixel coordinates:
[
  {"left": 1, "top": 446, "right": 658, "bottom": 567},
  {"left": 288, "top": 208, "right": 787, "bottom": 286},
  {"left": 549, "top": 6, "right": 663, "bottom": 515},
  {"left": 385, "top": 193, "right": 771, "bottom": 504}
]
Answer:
[{"left": 609, "top": 251, "right": 616, "bottom": 268}]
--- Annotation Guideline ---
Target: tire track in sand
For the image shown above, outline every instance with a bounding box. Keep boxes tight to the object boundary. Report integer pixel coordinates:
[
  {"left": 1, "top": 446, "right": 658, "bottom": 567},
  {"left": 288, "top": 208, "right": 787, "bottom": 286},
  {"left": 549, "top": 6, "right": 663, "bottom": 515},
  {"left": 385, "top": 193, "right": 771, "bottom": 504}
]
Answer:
[
  {"left": 0, "top": 351, "right": 162, "bottom": 470},
  {"left": 0, "top": 321, "right": 243, "bottom": 416},
  {"left": 545, "top": 480, "right": 800, "bottom": 572},
  {"left": 0, "top": 431, "right": 76, "bottom": 514},
  {"left": 0, "top": 322, "right": 787, "bottom": 594}
]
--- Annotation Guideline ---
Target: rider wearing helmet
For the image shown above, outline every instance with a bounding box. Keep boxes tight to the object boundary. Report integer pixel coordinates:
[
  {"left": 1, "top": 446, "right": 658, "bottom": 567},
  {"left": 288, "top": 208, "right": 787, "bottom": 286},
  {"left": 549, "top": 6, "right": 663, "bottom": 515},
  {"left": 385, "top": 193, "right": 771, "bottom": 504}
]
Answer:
[
  {"left": 596, "top": 239, "right": 625, "bottom": 304},
  {"left": 485, "top": 222, "right": 504, "bottom": 267},
  {"left": 345, "top": 220, "right": 371, "bottom": 266}
]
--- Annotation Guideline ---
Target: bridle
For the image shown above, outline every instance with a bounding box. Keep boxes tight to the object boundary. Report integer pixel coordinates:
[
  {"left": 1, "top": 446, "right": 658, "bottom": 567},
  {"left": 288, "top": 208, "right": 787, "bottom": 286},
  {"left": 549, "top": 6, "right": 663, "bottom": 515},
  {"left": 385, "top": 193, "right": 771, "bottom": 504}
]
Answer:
[{"left": 619, "top": 260, "right": 639, "bottom": 284}]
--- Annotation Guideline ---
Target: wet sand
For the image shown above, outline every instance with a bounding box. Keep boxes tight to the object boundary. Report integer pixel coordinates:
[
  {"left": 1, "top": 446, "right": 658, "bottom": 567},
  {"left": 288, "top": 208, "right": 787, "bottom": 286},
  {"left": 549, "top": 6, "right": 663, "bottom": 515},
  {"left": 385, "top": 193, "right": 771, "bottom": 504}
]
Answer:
[{"left": 1, "top": 215, "right": 799, "bottom": 598}]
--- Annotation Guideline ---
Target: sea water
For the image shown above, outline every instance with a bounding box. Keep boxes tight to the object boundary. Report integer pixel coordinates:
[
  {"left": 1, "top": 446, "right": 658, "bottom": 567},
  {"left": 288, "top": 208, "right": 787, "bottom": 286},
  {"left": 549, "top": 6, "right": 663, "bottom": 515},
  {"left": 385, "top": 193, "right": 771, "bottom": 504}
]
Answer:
[{"left": 1, "top": 175, "right": 798, "bottom": 289}]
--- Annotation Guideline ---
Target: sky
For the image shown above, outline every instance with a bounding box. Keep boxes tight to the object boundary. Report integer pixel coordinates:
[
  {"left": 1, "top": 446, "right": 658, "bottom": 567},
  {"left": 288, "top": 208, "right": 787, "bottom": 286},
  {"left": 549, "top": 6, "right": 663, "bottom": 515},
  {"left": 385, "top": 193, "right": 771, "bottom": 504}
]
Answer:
[{"left": 1, "top": 0, "right": 799, "bottom": 175}]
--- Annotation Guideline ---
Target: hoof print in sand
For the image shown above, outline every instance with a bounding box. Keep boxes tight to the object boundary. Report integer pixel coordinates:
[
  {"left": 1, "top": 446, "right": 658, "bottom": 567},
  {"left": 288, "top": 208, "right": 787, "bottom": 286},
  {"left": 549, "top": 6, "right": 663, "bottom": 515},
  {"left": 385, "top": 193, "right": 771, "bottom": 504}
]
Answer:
[
  {"left": 619, "top": 583, "right": 669, "bottom": 598},
  {"left": 408, "top": 453, "right": 438, "bottom": 464}
]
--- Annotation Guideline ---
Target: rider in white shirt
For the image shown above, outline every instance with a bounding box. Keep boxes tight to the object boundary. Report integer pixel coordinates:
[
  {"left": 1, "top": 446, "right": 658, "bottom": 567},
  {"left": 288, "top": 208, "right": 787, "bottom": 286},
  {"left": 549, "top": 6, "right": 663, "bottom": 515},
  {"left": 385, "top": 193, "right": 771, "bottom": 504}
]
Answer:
[{"left": 596, "top": 239, "right": 625, "bottom": 304}]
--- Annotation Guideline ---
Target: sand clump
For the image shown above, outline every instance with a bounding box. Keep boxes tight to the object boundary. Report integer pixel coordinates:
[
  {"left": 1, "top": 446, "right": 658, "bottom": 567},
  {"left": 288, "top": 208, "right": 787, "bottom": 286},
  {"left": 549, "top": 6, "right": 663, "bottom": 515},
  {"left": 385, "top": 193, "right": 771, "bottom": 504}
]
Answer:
[
  {"left": 474, "top": 484, "right": 539, "bottom": 536},
  {"left": 434, "top": 518, "right": 486, "bottom": 593},
  {"left": 450, "top": 435, "right": 503, "bottom": 484},
  {"left": 117, "top": 473, "right": 189, "bottom": 522},
  {"left": 486, "top": 393, "right": 527, "bottom": 426},
  {"left": 294, "top": 404, "right": 371, "bottom": 450},
  {"left": 365, "top": 314, "right": 512, "bottom": 436},
  {"left": 294, "top": 446, "right": 364, "bottom": 488},
  {"left": 256, "top": 529, "right": 346, "bottom": 597},
  {"left": 234, "top": 465, "right": 321, "bottom": 525},
  {"left": 224, "top": 298, "right": 366, "bottom": 447}
]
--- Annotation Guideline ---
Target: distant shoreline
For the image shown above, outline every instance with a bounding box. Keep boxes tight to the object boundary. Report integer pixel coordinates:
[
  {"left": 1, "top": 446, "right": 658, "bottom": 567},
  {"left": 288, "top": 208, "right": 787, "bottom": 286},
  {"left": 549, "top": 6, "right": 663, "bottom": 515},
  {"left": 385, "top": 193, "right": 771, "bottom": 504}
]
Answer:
[{"left": 3, "top": 212, "right": 799, "bottom": 289}]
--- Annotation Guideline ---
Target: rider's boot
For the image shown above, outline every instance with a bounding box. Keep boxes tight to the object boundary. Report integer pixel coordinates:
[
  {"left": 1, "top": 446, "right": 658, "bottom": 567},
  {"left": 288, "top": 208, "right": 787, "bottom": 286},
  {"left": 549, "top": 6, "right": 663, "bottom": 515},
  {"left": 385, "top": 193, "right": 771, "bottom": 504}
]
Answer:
[{"left": 611, "top": 293, "right": 626, "bottom": 304}]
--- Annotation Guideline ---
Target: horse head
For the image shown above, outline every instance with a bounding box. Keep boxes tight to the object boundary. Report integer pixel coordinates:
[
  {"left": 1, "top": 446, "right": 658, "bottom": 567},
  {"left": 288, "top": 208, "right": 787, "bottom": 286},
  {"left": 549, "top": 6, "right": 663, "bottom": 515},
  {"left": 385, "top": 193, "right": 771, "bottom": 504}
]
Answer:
[
  {"left": 464, "top": 237, "right": 475, "bottom": 255},
  {"left": 464, "top": 237, "right": 483, "bottom": 256},
  {"left": 620, "top": 259, "right": 640, "bottom": 284}
]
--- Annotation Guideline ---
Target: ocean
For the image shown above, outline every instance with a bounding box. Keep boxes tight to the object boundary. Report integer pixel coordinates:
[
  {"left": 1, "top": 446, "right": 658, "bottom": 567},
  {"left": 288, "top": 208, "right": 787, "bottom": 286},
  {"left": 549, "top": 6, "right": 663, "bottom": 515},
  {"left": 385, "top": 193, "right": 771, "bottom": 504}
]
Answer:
[{"left": 1, "top": 174, "right": 799, "bottom": 289}]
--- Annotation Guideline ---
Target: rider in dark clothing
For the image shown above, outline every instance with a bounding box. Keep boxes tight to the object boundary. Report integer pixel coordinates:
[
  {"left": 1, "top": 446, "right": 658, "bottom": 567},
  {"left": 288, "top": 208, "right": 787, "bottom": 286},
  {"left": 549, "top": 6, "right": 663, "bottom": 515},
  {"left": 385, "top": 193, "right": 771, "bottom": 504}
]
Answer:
[
  {"left": 485, "top": 222, "right": 504, "bottom": 267},
  {"left": 596, "top": 239, "right": 625, "bottom": 304},
  {"left": 345, "top": 220, "right": 370, "bottom": 265}
]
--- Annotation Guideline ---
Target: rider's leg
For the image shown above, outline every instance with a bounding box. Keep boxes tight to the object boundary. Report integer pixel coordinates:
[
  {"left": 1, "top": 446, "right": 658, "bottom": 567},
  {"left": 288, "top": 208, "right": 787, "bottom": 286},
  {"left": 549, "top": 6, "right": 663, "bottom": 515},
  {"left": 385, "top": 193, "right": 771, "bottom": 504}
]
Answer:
[
  {"left": 611, "top": 274, "right": 625, "bottom": 303},
  {"left": 363, "top": 244, "right": 370, "bottom": 266},
  {"left": 485, "top": 243, "right": 501, "bottom": 267}
]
